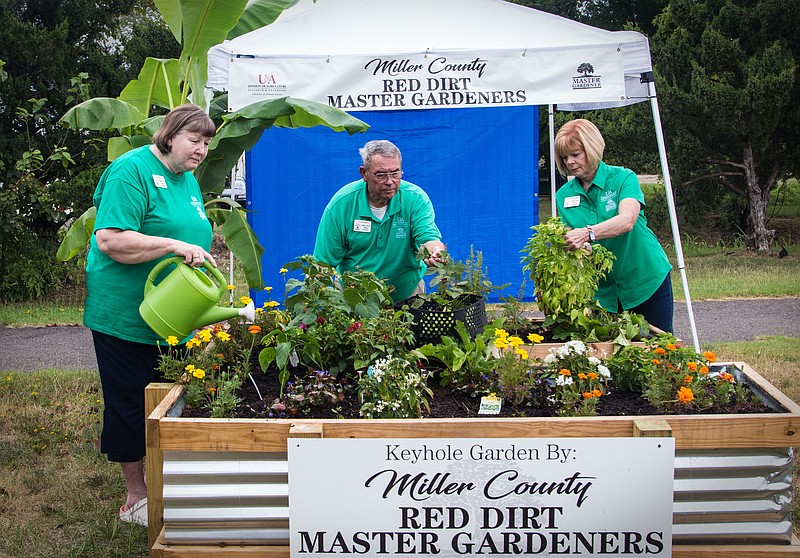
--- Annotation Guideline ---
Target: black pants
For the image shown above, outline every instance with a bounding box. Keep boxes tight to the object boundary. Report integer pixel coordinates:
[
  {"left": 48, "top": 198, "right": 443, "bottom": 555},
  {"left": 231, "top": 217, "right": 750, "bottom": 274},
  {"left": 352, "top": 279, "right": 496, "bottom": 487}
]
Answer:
[{"left": 619, "top": 274, "right": 674, "bottom": 334}]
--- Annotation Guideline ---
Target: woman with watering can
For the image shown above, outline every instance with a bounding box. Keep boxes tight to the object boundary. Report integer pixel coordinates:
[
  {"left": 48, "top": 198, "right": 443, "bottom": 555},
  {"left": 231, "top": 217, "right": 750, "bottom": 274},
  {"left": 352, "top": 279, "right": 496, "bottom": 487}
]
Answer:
[{"left": 84, "top": 104, "right": 217, "bottom": 527}]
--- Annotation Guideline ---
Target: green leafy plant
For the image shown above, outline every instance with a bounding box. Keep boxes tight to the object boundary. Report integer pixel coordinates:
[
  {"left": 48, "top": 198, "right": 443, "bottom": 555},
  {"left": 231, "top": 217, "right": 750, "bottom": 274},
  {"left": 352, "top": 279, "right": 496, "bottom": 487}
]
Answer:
[
  {"left": 259, "top": 256, "right": 397, "bottom": 390},
  {"left": 349, "top": 308, "right": 417, "bottom": 370},
  {"left": 357, "top": 354, "right": 432, "bottom": 418},
  {"left": 416, "top": 247, "right": 506, "bottom": 310},
  {"left": 521, "top": 217, "right": 614, "bottom": 322},
  {"left": 416, "top": 320, "right": 499, "bottom": 388}
]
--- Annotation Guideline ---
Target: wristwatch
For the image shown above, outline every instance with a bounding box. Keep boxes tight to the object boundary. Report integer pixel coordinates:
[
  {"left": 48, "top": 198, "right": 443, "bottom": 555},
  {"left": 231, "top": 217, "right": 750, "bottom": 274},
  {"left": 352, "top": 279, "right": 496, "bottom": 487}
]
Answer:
[{"left": 586, "top": 225, "right": 596, "bottom": 242}]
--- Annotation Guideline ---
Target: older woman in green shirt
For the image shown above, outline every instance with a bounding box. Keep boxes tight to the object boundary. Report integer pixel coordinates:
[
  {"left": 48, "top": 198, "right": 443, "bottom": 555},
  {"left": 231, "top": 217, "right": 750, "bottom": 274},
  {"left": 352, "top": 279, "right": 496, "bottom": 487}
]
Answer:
[{"left": 554, "top": 119, "right": 673, "bottom": 332}]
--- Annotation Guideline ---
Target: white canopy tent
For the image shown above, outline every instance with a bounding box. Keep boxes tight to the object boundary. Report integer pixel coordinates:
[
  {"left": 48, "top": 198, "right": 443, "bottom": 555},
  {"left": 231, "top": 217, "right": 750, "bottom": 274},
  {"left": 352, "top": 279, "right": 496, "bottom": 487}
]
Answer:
[{"left": 208, "top": 0, "right": 700, "bottom": 350}]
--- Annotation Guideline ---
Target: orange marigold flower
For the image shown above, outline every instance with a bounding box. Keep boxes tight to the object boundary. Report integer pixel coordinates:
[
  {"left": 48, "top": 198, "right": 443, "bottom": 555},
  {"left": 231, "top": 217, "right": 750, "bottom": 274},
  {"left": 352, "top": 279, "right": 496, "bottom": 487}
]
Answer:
[
  {"left": 582, "top": 392, "right": 593, "bottom": 399},
  {"left": 587, "top": 372, "right": 599, "bottom": 380},
  {"left": 700, "top": 365, "right": 709, "bottom": 375},
  {"left": 665, "top": 344, "right": 677, "bottom": 351},
  {"left": 578, "top": 373, "right": 588, "bottom": 380},
  {"left": 687, "top": 361, "right": 698, "bottom": 372},
  {"left": 702, "top": 351, "right": 717, "bottom": 363},
  {"left": 651, "top": 358, "right": 661, "bottom": 366},
  {"left": 558, "top": 368, "right": 571, "bottom": 376},
  {"left": 654, "top": 347, "right": 666, "bottom": 355},
  {"left": 684, "top": 375, "right": 693, "bottom": 384},
  {"left": 677, "top": 386, "right": 694, "bottom": 403},
  {"left": 248, "top": 325, "right": 262, "bottom": 334},
  {"left": 720, "top": 372, "right": 734, "bottom": 383},
  {"left": 592, "top": 389, "right": 602, "bottom": 397}
]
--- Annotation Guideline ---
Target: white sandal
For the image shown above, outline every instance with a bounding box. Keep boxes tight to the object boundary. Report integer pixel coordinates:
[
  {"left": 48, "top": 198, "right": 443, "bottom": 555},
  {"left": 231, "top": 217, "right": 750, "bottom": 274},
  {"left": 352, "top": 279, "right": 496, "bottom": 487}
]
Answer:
[{"left": 119, "top": 497, "right": 148, "bottom": 527}]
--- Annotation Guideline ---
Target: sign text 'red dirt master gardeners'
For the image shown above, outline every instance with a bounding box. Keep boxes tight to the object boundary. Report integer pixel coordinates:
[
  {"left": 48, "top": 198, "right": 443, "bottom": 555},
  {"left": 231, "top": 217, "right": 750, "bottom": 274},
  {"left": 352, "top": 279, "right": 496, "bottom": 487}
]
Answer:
[{"left": 288, "top": 438, "right": 674, "bottom": 557}]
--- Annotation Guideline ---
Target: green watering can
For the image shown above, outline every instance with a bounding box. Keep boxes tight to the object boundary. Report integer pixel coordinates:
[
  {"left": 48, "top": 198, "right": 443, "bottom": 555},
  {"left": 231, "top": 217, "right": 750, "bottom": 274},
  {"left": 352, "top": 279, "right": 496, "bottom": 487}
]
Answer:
[{"left": 138, "top": 256, "right": 255, "bottom": 341}]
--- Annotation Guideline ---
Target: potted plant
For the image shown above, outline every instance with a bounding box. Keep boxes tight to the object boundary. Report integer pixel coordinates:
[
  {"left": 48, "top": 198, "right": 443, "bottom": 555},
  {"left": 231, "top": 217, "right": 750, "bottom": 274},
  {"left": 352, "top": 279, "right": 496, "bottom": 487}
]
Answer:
[
  {"left": 402, "top": 248, "right": 503, "bottom": 344},
  {"left": 520, "top": 216, "right": 652, "bottom": 352}
]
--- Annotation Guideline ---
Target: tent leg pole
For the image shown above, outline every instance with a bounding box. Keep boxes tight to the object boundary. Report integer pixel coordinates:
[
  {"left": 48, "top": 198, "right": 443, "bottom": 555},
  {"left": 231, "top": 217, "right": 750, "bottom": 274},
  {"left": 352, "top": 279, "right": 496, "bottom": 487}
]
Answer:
[
  {"left": 548, "top": 104, "right": 557, "bottom": 217},
  {"left": 647, "top": 82, "right": 701, "bottom": 351}
]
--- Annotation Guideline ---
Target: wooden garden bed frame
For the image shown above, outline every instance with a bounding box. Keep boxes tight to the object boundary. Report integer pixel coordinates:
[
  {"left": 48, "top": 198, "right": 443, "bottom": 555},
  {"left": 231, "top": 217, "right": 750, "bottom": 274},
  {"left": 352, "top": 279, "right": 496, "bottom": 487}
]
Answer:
[{"left": 145, "top": 362, "right": 800, "bottom": 558}]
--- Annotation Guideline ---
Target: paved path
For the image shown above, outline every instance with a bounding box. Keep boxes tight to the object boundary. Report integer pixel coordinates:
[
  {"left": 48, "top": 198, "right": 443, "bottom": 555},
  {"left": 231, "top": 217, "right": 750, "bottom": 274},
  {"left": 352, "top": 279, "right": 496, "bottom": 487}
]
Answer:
[{"left": 1, "top": 298, "right": 798, "bottom": 372}]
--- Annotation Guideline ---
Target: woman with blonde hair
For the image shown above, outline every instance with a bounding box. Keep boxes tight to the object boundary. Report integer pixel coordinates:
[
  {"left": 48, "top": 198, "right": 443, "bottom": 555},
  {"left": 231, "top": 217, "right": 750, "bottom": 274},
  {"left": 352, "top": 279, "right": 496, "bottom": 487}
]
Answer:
[{"left": 554, "top": 118, "right": 673, "bottom": 332}]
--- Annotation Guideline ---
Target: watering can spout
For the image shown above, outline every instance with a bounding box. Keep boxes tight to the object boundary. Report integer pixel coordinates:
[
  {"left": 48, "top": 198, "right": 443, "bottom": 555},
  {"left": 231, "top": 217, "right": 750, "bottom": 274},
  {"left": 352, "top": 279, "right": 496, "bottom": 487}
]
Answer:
[{"left": 197, "top": 301, "right": 255, "bottom": 328}]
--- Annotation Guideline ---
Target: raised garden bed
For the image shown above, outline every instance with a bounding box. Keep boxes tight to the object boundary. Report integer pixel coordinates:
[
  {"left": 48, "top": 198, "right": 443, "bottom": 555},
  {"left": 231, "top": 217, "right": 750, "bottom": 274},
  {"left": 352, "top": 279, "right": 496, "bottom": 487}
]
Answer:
[{"left": 145, "top": 362, "right": 800, "bottom": 558}]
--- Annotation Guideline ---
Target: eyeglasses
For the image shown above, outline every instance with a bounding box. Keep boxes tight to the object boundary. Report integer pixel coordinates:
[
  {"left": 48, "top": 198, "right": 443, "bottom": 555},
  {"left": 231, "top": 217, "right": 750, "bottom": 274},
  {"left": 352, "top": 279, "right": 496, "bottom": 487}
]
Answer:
[{"left": 369, "top": 169, "right": 403, "bottom": 181}]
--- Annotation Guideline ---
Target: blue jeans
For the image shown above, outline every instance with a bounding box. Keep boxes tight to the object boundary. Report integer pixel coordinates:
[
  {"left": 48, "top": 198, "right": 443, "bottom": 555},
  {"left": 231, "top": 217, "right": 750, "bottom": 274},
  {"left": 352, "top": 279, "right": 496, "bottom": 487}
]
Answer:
[{"left": 619, "top": 274, "right": 674, "bottom": 334}]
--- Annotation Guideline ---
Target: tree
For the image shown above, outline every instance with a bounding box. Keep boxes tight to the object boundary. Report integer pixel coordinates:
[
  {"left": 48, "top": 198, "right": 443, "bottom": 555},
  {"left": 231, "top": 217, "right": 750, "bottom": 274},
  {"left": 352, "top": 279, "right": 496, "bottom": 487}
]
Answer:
[
  {"left": 56, "top": 0, "right": 369, "bottom": 289},
  {"left": 652, "top": 0, "right": 800, "bottom": 252}
]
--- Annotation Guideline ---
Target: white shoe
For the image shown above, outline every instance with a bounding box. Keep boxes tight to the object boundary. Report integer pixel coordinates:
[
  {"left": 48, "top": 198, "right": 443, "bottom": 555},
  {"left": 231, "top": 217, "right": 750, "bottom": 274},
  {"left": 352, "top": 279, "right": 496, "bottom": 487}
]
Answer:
[{"left": 119, "top": 497, "right": 148, "bottom": 527}]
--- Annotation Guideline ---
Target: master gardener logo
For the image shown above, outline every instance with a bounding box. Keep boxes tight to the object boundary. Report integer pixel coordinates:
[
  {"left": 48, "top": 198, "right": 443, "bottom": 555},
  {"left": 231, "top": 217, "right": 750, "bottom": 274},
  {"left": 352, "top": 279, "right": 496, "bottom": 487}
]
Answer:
[{"left": 572, "top": 63, "right": 602, "bottom": 90}]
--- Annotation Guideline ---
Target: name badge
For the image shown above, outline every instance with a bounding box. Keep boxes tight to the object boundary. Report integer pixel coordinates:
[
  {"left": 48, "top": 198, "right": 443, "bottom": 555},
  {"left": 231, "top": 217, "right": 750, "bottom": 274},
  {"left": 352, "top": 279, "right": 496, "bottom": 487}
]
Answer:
[
  {"left": 563, "top": 195, "right": 581, "bottom": 208},
  {"left": 152, "top": 175, "right": 167, "bottom": 189},
  {"left": 353, "top": 219, "right": 372, "bottom": 233}
]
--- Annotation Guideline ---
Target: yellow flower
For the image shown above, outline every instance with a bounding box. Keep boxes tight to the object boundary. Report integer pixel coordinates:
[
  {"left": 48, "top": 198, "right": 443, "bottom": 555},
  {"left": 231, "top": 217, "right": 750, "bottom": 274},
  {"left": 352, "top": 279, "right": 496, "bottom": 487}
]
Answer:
[
  {"left": 493, "top": 338, "right": 508, "bottom": 349},
  {"left": 279, "top": 268, "right": 288, "bottom": 274},
  {"left": 527, "top": 333, "right": 544, "bottom": 344},
  {"left": 216, "top": 331, "right": 231, "bottom": 342},
  {"left": 508, "top": 336, "right": 524, "bottom": 348},
  {"left": 186, "top": 337, "right": 200, "bottom": 349},
  {"left": 198, "top": 329, "right": 212, "bottom": 343},
  {"left": 166, "top": 335, "right": 179, "bottom": 346},
  {"left": 677, "top": 386, "right": 694, "bottom": 403},
  {"left": 263, "top": 300, "right": 279, "bottom": 308},
  {"left": 239, "top": 295, "right": 253, "bottom": 305},
  {"left": 185, "top": 364, "right": 196, "bottom": 372},
  {"left": 702, "top": 351, "right": 717, "bottom": 363},
  {"left": 192, "top": 369, "right": 206, "bottom": 379},
  {"left": 515, "top": 348, "right": 529, "bottom": 360},
  {"left": 226, "top": 284, "right": 235, "bottom": 291},
  {"left": 494, "top": 328, "right": 509, "bottom": 339},
  {"left": 264, "top": 286, "right": 273, "bottom": 292}
]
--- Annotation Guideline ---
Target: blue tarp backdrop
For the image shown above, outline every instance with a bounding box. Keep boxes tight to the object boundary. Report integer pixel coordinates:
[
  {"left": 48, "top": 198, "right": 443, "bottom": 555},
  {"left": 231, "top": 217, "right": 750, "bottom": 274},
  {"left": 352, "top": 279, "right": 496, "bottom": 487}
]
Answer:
[{"left": 246, "top": 105, "right": 539, "bottom": 305}]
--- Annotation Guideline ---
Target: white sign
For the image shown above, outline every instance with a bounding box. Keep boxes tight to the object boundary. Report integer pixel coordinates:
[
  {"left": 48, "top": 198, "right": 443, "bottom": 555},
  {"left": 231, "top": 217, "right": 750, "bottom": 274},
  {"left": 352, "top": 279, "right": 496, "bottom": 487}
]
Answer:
[
  {"left": 289, "top": 437, "right": 674, "bottom": 557},
  {"left": 227, "top": 47, "right": 626, "bottom": 111}
]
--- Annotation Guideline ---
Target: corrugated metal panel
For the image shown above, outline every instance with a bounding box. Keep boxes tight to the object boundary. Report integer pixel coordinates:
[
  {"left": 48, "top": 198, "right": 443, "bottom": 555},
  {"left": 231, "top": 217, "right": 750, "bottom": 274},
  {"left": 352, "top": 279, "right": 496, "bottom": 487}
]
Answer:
[
  {"left": 673, "top": 447, "right": 794, "bottom": 545},
  {"left": 161, "top": 447, "right": 794, "bottom": 546}
]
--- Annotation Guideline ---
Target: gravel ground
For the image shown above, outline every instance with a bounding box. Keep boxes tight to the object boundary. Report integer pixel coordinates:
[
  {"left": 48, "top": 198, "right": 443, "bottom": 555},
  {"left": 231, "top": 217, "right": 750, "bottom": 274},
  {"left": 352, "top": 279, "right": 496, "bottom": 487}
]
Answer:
[{"left": 1, "top": 298, "right": 798, "bottom": 372}]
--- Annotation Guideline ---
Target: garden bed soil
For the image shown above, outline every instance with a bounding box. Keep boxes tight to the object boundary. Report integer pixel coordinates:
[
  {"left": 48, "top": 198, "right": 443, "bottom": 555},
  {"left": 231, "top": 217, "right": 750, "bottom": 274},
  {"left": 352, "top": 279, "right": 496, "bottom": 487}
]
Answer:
[{"left": 179, "top": 369, "right": 775, "bottom": 420}]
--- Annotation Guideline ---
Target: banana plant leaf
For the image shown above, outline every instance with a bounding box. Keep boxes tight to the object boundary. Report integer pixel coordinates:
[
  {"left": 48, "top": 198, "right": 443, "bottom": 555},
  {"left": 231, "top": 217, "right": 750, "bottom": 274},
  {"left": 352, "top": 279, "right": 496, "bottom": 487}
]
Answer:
[
  {"left": 59, "top": 98, "right": 143, "bottom": 131},
  {"left": 56, "top": 206, "right": 96, "bottom": 262},
  {"left": 118, "top": 58, "right": 182, "bottom": 114},
  {"left": 207, "top": 200, "right": 264, "bottom": 289}
]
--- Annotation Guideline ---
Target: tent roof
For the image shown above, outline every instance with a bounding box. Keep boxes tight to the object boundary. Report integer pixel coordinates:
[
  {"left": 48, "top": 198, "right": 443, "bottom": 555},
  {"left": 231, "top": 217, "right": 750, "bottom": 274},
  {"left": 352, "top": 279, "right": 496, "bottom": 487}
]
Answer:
[{"left": 208, "top": 0, "right": 652, "bottom": 109}]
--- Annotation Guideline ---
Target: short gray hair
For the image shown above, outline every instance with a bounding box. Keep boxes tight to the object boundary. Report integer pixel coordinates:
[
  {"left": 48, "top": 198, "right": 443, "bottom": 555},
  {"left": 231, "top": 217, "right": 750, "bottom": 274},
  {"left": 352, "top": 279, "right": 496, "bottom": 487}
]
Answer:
[{"left": 359, "top": 140, "right": 402, "bottom": 169}]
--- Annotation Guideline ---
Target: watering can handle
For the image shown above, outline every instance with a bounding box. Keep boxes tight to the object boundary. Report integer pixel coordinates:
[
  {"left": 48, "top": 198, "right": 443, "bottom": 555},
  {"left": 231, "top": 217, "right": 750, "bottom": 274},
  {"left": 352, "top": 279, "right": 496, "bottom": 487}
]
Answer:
[{"left": 142, "top": 256, "right": 229, "bottom": 299}]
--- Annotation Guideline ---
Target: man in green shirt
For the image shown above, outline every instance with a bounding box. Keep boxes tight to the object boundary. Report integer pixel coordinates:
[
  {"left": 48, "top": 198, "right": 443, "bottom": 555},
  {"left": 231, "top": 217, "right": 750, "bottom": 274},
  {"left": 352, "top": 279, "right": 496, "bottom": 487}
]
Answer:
[{"left": 314, "top": 140, "right": 445, "bottom": 302}]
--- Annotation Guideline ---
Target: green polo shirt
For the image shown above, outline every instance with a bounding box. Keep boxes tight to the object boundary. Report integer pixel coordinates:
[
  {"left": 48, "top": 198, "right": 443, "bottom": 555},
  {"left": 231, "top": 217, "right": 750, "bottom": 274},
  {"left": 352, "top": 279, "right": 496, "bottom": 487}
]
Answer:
[
  {"left": 555, "top": 161, "right": 672, "bottom": 311},
  {"left": 314, "top": 179, "right": 442, "bottom": 302},
  {"left": 84, "top": 146, "right": 213, "bottom": 344}
]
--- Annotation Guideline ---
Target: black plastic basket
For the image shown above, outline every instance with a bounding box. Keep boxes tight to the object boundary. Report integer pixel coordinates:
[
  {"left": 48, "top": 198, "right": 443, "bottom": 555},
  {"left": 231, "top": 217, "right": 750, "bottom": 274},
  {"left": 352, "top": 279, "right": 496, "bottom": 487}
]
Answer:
[{"left": 405, "top": 293, "right": 488, "bottom": 345}]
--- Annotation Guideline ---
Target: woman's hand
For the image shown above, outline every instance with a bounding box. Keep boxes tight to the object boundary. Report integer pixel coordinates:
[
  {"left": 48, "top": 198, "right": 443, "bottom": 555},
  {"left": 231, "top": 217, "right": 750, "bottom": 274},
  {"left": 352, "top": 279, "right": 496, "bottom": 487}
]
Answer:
[{"left": 95, "top": 228, "right": 216, "bottom": 267}]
